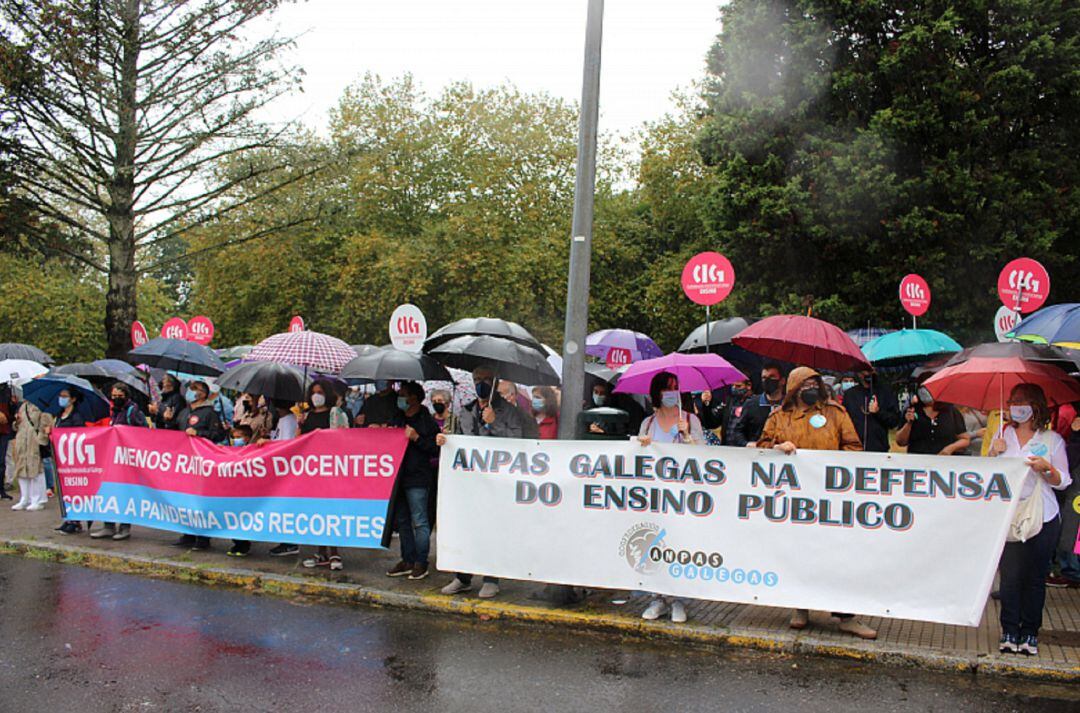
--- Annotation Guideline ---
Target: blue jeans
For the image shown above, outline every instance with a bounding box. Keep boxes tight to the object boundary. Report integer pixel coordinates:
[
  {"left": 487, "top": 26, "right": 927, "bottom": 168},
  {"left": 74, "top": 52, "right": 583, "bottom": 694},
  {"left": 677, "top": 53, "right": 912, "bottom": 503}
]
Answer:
[
  {"left": 43, "top": 457, "right": 55, "bottom": 491},
  {"left": 396, "top": 487, "right": 431, "bottom": 567},
  {"left": 1058, "top": 549, "right": 1080, "bottom": 582},
  {"left": 1000, "top": 515, "right": 1061, "bottom": 638}
]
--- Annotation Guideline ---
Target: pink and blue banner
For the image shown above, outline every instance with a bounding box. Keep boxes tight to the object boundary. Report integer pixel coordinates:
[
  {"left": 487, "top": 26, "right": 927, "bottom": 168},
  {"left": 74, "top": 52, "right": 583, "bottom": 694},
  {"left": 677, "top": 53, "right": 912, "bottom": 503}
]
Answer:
[{"left": 51, "top": 426, "right": 409, "bottom": 548}]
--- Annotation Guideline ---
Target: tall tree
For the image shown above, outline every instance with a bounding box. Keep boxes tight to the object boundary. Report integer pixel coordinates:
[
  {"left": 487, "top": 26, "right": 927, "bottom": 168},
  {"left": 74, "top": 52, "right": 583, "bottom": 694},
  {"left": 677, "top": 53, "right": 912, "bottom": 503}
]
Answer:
[
  {"left": 0, "top": 0, "right": 314, "bottom": 355},
  {"left": 699, "top": 0, "right": 1080, "bottom": 340}
]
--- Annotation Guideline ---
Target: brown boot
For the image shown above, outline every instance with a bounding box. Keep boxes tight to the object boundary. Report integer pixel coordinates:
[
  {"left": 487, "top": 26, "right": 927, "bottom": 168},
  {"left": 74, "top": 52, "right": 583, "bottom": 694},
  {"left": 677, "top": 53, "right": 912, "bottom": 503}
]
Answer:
[{"left": 837, "top": 617, "right": 877, "bottom": 640}]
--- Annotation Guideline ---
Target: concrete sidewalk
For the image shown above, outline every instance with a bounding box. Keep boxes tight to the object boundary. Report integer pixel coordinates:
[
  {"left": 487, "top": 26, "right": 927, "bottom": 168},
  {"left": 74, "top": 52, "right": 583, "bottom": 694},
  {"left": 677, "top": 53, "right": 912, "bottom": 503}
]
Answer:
[{"left": 1, "top": 501, "right": 1077, "bottom": 682}]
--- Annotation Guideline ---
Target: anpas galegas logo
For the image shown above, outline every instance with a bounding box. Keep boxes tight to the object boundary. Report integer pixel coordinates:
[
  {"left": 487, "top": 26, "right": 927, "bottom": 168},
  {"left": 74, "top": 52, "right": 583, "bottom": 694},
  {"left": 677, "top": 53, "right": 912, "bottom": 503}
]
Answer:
[
  {"left": 618, "top": 522, "right": 664, "bottom": 574},
  {"left": 57, "top": 432, "right": 95, "bottom": 466}
]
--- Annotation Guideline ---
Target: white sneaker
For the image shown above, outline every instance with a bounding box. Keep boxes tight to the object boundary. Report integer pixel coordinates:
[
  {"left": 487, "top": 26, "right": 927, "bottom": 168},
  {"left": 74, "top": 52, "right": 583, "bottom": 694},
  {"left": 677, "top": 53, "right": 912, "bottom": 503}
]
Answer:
[
  {"left": 670, "top": 600, "right": 687, "bottom": 623},
  {"left": 25, "top": 502, "right": 46, "bottom": 511},
  {"left": 440, "top": 578, "right": 471, "bottom": 595},
  {"left": 11, "top": 501, "right": 27, "bottom": 511},
  {"left": 477, "top": 582, "right": 500, "bottom": 599},
  {"left": 642, "top": 599, "right": 669, "bottom": 620}
]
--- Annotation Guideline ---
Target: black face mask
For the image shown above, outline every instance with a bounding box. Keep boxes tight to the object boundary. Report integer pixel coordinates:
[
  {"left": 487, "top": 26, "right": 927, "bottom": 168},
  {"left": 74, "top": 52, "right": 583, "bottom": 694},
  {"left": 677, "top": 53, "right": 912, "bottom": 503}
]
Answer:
[
  {"left": 475, "top": 381, "right": 493, "bottom": 400},
  {"left": 432, "top": 402, "right": 446, "bottom": 415},
  {"left": 731, "top": 386, "right": 749, "bottom": 399},
  {"left": 111, "top": 397, "right": 127, "bottom": 409},
  {"left": 799, "top": 389, "right": 820, "bottom": 406},
  {"left": 762, "top": 377, "right": 781, "bottom": 395}
]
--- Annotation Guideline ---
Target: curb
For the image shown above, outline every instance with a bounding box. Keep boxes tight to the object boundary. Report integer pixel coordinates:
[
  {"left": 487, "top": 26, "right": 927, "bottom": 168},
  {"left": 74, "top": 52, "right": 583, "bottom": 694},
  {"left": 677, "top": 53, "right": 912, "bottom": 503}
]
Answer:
[{"left": 5, "top": 539, "right": 1077, "bottom": 683}]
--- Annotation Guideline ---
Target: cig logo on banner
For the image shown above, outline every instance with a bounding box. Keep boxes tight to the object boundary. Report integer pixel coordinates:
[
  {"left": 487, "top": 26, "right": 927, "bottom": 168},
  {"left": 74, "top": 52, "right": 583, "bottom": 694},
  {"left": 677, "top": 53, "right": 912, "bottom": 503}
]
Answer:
[{"left": 57, "top": 432, "right": 96, "bottom": 466}]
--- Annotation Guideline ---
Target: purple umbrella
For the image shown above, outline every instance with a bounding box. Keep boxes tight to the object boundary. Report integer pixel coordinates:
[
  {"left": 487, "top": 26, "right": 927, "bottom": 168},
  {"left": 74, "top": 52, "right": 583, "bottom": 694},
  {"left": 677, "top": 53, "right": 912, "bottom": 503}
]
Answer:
[
  {"left": 613, "top": 353, "right": 746, "bottom": 395},
  {"left": 586, "top": 329, "right": 663, "bottom": 366}
]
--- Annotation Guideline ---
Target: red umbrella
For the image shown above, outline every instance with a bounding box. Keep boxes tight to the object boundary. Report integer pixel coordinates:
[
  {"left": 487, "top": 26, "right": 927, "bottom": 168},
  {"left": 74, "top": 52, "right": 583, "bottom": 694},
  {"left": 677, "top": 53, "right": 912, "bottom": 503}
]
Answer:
[
  {"left": 732, "top": 315, "right": 870, "bottom": 372},
  {"left": 923, "top": 357, "right": 1080, "bottom": 412}
]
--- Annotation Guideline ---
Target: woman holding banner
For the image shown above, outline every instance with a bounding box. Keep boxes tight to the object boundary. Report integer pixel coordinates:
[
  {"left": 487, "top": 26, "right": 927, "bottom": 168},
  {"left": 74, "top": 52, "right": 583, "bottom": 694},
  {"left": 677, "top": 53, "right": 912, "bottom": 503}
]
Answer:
[
  {"left": 756, "top": 367, "right": 877, "bottom": 640},
  {"left": 301, "top": 380, "right": 349, "bottom": 571},
  {"left": 990, "top": 384, "right": 1070, "bottom": 656},
  {"left": 51, "top": 388, "right": 87, "bottom": 535},
  {"left": 636, "top": 371, "right": 704, "bottom": 623}
]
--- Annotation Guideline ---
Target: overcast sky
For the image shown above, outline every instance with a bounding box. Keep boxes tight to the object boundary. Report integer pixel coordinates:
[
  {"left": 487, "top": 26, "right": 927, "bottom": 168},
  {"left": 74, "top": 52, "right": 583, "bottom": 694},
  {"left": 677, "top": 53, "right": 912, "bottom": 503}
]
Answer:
[{"left": 263, "top": 0, "right": 724, "bottom": 137}]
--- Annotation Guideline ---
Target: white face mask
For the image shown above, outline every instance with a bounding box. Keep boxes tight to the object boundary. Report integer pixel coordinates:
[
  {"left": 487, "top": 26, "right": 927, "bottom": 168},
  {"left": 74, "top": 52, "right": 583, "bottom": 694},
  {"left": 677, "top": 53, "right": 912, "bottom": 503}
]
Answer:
[
  {"left": 1009, "top": 405, "right": 1034, "bottom": 424},
  {"left": 310, "top": 393, "right": 326, "bottom": 408}
]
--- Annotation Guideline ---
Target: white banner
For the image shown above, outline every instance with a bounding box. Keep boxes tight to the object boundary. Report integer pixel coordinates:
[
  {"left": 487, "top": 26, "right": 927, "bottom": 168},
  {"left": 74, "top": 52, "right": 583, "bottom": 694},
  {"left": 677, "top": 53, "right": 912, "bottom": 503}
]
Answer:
[{"left": 437, "top": 436, "right": 1030, "bottom": 626}]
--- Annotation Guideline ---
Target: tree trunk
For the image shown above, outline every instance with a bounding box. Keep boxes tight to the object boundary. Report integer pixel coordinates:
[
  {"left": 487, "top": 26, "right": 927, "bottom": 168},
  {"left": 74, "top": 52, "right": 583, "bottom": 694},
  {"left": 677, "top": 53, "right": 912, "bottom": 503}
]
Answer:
[{"left": 105, "top": 0, "right": 142, "bottom": 358}]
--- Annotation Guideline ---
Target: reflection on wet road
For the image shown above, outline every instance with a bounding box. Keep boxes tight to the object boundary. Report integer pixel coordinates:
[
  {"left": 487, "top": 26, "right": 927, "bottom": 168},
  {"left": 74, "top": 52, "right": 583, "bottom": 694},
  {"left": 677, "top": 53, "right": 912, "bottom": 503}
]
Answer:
[{"left": 0, "top": 556, "right": 1075, "bottom": 712}]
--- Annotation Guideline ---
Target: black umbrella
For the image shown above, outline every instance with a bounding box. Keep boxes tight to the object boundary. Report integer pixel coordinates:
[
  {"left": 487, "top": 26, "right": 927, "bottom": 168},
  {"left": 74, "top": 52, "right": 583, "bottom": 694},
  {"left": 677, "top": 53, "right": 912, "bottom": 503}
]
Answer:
[
  {"left": 51, "top": 362, "right": 150, "bottom": 397},
  {"left": 424, "top": 317, "right": 545, "bottom": 353},
  {"left": 0, "top": 343, "right": 53, "bottom": 365},
  {"left": 351, "top": 344, "right": 382, "bottom": 357},
  {"left": 51, "top": 362, "right": 111, "bottom": 380},
  {"left": 945, "top": 342, "right": 1080, "bottom": 373},
  {"left": 678, "top": 318, "right": 751, "bottom": 352},
  {"left": 428, "top": 335, "right": 560, "bottom": 386},
  {"left": 677, "top": 317, "right": 763, "bottom": 382},
  {"left": 584, "top": 363, "right": 619, "bottom": 388},
  {"left": 216, "top": 361, "right": 310, "bottom": 402},
  {"left": 128, "top": 337, "right": 226, "bottom": 376},
  {"left": 340, "top": 348, "right": 452, "bottom": 384}
]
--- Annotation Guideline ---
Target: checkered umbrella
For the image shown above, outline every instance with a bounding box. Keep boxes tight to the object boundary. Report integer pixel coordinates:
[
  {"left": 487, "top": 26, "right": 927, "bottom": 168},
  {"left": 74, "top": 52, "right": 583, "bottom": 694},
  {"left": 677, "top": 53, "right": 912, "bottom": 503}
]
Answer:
[{"left": 247, "top": 331, "right": 357, "bottom": 374}]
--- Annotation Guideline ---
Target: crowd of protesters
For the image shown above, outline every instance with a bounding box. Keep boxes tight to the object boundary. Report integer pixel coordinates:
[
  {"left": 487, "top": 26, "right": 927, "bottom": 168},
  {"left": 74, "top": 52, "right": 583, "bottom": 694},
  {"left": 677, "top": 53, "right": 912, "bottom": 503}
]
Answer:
[{"left": 1, "top": 357, "right": 1077, "bottom": 657}]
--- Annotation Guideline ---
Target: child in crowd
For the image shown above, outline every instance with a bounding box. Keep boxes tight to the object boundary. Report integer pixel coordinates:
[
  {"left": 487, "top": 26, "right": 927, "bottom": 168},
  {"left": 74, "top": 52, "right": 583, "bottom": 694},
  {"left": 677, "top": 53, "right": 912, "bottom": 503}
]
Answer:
[{"left": 227, "top": 424, "right": 254, "bottom": 557}]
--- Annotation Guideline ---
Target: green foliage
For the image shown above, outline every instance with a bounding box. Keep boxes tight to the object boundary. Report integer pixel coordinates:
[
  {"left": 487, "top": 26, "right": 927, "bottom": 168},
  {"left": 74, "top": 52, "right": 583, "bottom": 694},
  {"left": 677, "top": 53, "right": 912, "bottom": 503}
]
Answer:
[
  {"left": 0, "top": 251, "right": 173, "bottom": 362},
  {"left": 698, "top": 0, "right": 1080, "bottom": 342}
]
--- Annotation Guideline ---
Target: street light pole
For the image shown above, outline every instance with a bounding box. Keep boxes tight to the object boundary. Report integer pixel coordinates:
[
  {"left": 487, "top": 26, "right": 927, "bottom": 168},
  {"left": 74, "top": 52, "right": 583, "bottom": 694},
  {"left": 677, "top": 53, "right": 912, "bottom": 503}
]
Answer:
[{"left": 558, "top": 0, "right": 604, "bottom": 440}]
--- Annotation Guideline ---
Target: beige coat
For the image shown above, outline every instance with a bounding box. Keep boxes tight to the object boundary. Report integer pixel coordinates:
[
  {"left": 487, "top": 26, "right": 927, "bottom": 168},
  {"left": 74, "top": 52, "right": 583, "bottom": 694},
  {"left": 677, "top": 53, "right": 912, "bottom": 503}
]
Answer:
[{"left": 12, "top": 402, "right": 53, "bottom": 479}]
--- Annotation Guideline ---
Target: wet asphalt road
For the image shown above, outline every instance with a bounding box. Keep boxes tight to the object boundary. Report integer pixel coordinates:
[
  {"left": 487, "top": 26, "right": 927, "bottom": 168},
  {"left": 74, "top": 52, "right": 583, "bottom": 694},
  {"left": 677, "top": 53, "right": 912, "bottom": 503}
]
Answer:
[{"left": 0, "top": 556, "right": 1076, "bottom": 713}]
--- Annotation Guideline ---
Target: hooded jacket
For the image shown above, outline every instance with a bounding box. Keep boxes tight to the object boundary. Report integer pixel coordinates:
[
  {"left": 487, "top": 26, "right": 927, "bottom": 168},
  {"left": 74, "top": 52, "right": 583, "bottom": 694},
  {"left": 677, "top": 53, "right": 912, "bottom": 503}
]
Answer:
[{"left": 757, "top": 367, "right": 862, "bottom": 452}]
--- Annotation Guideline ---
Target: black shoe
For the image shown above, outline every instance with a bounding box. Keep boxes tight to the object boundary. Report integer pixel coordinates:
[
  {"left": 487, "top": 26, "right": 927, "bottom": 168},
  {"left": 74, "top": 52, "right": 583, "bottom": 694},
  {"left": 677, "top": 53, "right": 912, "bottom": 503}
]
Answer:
[
  {"left": 56, "top": 522, "right": 82, "bottom": 535},
  {"left": 227, "top": 545, "right": 250, "bottom": 557},
  {"left": 191, "top": 537, "right": 211, "bottom": 551},
  {"left": 999, "top": 633, "right": 1019, "bottom": 654},
  {"left": 171, "top": 535, "right": 196, "bottom": 548},
  {"left": 0, "top": 491, "right": 12, "bottom": 500},
  {"left": 268, "top": 543, "right": 299, "bottom": 557}
]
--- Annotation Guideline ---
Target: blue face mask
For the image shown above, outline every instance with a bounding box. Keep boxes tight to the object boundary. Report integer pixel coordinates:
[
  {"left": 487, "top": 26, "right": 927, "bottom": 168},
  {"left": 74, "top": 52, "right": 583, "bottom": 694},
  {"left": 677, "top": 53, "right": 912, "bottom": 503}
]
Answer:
[
  {"left": 396, "top": 396, "right": 409, "bottom": 411},
  {"left": 531, "top": 397, "right": 545, "bottom": 411},
  {"left": 58, "top": 396, "right": 70, "bottom": 409},
  {"left": 592, "top": 394, "right": 607, "bottom": 407},
  {"left": 231, "top": 438, "right": 246, "bottom": 447},
  {"left": 660, "top": 390, "right": 680, "bottom": 408},
  {"left": 185, "top": 389, "right": 199, "bottom": 403},
  {"left": 375, "top": 380, "right": 391, "bottom": 392}
]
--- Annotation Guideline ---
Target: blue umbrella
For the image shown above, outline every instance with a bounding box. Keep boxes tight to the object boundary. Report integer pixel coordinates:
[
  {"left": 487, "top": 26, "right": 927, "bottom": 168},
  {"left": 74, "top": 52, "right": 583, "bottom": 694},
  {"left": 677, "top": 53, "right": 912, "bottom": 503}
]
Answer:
[
  {"left": 846, "top": 327, "right": 894, "bottom": 348},
  {"left": 128, "top": 337, "right": 225, "bottom": 376},
  {"left": 21, "top": 375, "right": 110, "bottom": 421},
  {"left": 1006, "top": 303, "right": 1080, "bottom": 350},
  {"left": 862, "top": 329, "right": 962, "bottom": 368}
]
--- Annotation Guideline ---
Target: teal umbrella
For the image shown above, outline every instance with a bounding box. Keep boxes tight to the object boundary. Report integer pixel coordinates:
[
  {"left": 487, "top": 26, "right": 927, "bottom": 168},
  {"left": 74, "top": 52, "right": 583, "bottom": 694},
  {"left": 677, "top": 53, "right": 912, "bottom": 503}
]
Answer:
[{"left": 861, "top": 329, "right": 962, "bottom": 368}]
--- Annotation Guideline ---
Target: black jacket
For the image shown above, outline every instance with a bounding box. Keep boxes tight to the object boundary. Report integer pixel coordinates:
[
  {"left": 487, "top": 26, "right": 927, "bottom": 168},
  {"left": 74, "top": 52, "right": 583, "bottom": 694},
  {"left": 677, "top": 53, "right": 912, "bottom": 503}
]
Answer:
[
  {"left": 397, "top": 408, "right": 440, "bottom": 489},
  {"left": 720, "top": 394, "right": 752, "bottom": 445},
  {"left": 731, "top": 393, "right": 784, "bottom": 447},
  {"left": 842, "top": 382, "right": 901, "bottom": 453},
  {"left": 155, "top": 390, "right": 186, "bottom": 430},
  {"left": 177, "top": 403, "right": 224, "bottom": 442},
  {"left": 381, "top": 407, "right": 441, "bottom": 548},
  {"left": 110, "top": 400, "right": 147, "bottom": 428}
]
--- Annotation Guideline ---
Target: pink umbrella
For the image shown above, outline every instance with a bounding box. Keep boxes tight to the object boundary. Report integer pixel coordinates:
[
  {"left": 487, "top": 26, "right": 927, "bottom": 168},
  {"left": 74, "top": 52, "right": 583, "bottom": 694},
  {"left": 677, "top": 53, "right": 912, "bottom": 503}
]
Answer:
[
  {"left": 613, "top": 353, "right": 746, "bottom": 394},
  {"left": 733, "top": 315, "right": 870, "bottom": 372},
  {"left": 247, "top": 331, "right": 357, "bottom": 374}
]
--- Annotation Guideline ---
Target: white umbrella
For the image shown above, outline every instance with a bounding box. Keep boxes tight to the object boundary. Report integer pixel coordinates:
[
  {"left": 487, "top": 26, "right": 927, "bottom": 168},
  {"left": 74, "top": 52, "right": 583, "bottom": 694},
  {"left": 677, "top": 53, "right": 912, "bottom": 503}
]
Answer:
[{"left": 0, "top": 359, "right": 48, "bottom": 386}]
